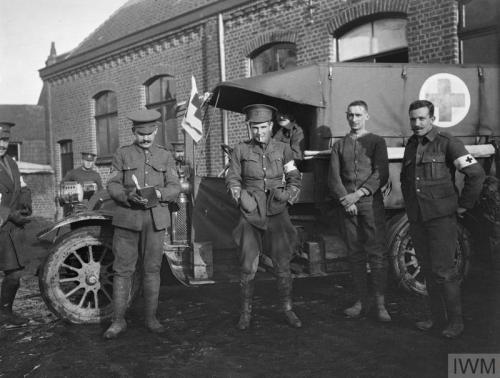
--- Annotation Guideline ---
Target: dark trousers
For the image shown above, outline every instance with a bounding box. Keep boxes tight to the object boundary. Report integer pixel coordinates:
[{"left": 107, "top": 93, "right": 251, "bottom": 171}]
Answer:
[
  {"left": 112, "top": 210, "right": 165, "bottom": 278},
  {"left": 233, "top": 209, "right": 296, "bottom": 278},
  {"left": 342, "top": 195, "right": 387, "bottom": 269},
  {"left": 408, "top": 213, "right": 459, "bottom": 284}
]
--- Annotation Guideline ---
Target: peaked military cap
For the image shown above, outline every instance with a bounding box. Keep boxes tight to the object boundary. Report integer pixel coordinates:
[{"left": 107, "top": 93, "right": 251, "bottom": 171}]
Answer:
[
  {"left": 81, "top": 152, "right": 97, "bottom": 161},
  {"left": 127, "top": 109, "right": 161, "bottom": 133},
  {"left": 243, "top": 104, "right": 276, "bottom": 123},
  {"left": 0, "top": 122, "right": 15, "bottom": 138}
]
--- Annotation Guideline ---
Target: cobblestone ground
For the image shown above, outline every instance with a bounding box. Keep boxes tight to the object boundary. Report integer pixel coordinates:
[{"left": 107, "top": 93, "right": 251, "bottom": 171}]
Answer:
[{"left": 0, "top": 262, "right": 498, "bottom": 378}]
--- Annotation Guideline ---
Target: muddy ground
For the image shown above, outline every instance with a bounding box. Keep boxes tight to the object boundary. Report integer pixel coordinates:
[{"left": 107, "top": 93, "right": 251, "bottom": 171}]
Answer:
[{"left": 0, "top": 219, "right": 499, "bottom": 377}]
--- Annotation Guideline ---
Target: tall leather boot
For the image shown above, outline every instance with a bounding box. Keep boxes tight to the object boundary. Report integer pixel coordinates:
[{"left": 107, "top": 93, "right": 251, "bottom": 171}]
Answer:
[
  {"left": 441, "top": 281, "right": 464, "bottom": 338},
  {"left": 0, "top": 275, "right": 29, "bottom": 325},
  {"left": 344, "top": 263, "right": 370, "bottom": 318},
  {"left": 143, "top": 273, "right": 165, "bottom": 334},
  {"left": 277, "top": 276, "right": 302, "bottom": 328},
  {"left": 237, "top": 274, "right": 254, "bottom": 330},
  {"left": 371, "top": 268, "right": 391, "bottom": 322},
  {"left": 103, "top": 276, "right": 131, "bottom": 339},
  {"left": 416, "top": 280, "right": 446, "bottom": 331}
]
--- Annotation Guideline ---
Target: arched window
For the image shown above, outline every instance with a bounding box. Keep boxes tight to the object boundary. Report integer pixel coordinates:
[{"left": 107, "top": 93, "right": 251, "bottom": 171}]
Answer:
[
  {"left": 94, "top": 91, "right": 118, "bottom": 159},
  {"left": 145, "top": 75, "right": 178, "bottom": 146},
  {"left": 250, "top": 43, "right": 297, "bottom": 76},
  {"left": 337, "top": 18, "right": 408, "bottom": 62}
]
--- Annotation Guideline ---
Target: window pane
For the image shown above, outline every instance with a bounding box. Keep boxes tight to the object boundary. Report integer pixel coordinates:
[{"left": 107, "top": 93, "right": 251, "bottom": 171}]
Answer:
[
  {"left": 252, "top": 48, "right": 275, "bottom": 75},
  {"left": 95, "top": 93, "right": 108, "bottom": 115},
  {"left": 60, "top": 140, "right": 72, "bottom": 154},
  {"left": 277, "top": 46, "right": 297, "bottom": 70},
  {"left": 373, "top": 19, "right": 407, "bottom": 54},
  {"left": 161, "top": 77, "right": 176, "bottom": 101},
  {"left": 462, "top": 0, "right": 498, "bottom": 30},
  {"left": 61, "top": 153, "right": 73, "bottom": 177},
  {"left": 148, "top": 78, "right": 162, "bottom": 104},
  {"left": 96, "top": 118, "right": 109, "bottom": 155},
  {"left": 462, "top": 33, "right": 500, "bottom": 64},
  {"left": 108, "top": 91, "right": 117, "bottom": 112},
  {"left": 108, "top": 116, "right": 120, "bottom": 154},
  {"left": 338, "top": 23, "right": 372, "bottom": 61}
]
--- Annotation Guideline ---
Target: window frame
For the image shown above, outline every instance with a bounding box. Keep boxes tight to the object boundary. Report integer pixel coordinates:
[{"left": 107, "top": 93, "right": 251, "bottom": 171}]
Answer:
[
  {"left": 250, "top": 42, "right": 297, "bottom": 76},
  {"left": 58, "top": 139, "right": 73, "bottom": 178},
  {"left": 94, "top": 90, "right": 118, "bottom": 164}
]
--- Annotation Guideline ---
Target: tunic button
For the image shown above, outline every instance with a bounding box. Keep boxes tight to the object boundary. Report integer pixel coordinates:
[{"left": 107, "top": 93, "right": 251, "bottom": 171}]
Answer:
[
  {"left": 416, "top": 189, "right": 421, "bottom": 192},
  {"left": 416, "top": 177, "right": 420, "bottom": 180},
  {"left": 263, "top": 167, "right": 266, "bottom": 171}
]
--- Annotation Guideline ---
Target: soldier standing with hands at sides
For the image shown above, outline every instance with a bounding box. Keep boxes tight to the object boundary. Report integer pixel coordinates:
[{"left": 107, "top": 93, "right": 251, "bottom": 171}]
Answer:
[
  {"left": 104, "top": 109, "right": 181, "bottom": 339},
  {"left": 328, "top": 100, "right": 391, "bottom": 322},
  {"left": 226, "top": 104, "right": 302, "bottom": 330},
  {"left": 401, "top": 100, "right": 484, "bottom": 338},
  {"left": 0, "top": 122, "right": 33, "bottom": 325}
]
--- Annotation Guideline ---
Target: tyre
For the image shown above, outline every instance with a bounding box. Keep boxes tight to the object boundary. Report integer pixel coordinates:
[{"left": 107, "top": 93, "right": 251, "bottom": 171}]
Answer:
[
  {"left": 386, "top": 213, "right": 471, "bottom": 296},
  {"left": 38, "top": 225, "right": 139, "bottom": 324}
]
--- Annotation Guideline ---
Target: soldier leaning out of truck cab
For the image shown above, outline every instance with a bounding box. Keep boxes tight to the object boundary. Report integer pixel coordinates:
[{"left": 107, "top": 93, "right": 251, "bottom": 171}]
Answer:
[
  {"left": 328, "top": 100, "right": 391, "bottom": 322},
  {"left": 272, "top": 110, "right": 305, "bottom": 162},
  {"left": 103, "top": 109, "right": 181, "bottom": 340},
  {"left": 401, "top": 100, "right": 485, "bottom": 339},
  {"left": 226, "top": 104, "right": 303, "bottom": 330},
  {"left": 0, "top": 121, "right": 33, "bottom": 326}
]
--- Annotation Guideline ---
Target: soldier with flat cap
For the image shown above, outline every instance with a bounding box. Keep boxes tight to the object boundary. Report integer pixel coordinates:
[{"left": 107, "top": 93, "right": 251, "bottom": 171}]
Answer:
[
  {"left": 273, "top": 110, "right": 305, "bottom": 162},
  {"left": 226, "top": 104, "right": 303, "bottom": 330},
  {"left": 0, "top": 122, "right": 33, "bottom": 325},
  {"left": 62, "top": 151, "right": 103, "bottom": 191},
  {"left": 104, "top": 109, "right": 181, "bottom": 339}
]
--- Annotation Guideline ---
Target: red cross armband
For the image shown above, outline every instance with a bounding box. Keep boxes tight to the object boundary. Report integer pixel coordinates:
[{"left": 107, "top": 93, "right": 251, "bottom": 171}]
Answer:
[{"left": 453, "top": 154, "right": 477, "bottom": 171}]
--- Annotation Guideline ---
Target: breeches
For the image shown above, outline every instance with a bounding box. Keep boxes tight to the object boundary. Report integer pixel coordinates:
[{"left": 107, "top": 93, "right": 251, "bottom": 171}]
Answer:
[
  {"left": 409, "top": 214, "right": 459, "bottom": 284},
  {"left": 112, "top": 210, "right": 165, "bottom": 278},
  {"left": 342, "top": 196, "right": 387, "bottom": 269},
  {"left": 233, "top": 210, "right": 297, "bottom": 278}
]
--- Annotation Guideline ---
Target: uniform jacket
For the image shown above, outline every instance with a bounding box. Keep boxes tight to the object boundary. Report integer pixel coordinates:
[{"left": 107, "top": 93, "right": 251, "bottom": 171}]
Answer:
[
  {"left": 226, "top": 138, "right": 301, "bottom": 228},
  {"left": 400, "top": 127, "right": 485, "bottom": 222},
  {"left": 63, "top": 166, "right": 103, "bottom": 190},
  {"left": 0, "top": 154, "right": 32, "bottom": 270},
  {"left": 328, "top": 132, "right": 389, "bottom": 201},
  {"left": 107, "top": 143, "right": 181, "bottom": 231},
  {"left": 272, "top": 122, "right": 305, "bottom": 160}
]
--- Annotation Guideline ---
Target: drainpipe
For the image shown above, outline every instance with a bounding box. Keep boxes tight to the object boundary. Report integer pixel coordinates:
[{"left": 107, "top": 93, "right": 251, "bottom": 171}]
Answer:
[{"left": 218, "top": 13, "right": 228, "bottom": 165}]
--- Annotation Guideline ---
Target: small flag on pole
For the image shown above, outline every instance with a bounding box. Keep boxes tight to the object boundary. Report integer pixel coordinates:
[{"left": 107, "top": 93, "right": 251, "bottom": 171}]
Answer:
[{"left": 181, "top": 76, "right": 203, "bottom": 143}]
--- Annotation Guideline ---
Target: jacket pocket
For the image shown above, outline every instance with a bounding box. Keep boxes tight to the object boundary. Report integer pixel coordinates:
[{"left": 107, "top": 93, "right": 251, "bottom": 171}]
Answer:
[{"left": 421, "top": 153, "right": 448, "bottom": 180}]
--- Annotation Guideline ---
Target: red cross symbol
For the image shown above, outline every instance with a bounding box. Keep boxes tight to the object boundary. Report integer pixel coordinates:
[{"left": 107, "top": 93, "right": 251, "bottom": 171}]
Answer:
[
  {"left": 466, "top": 156, "right": 473, "bottom": 163},
  {"left": 426, "top": 79, "right": 466, "bottom": 122}
]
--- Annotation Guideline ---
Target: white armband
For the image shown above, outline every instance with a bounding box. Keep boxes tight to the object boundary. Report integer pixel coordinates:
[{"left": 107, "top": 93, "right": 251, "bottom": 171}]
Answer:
[
  {"left": 284, "top": 160, "right": 297, "bottom": 174},
  {"left": 453, "top": 154, "right": 477, "bottom": 170},
  {"left": 20, "top": 176, "right": 27, "bottom": 188}
]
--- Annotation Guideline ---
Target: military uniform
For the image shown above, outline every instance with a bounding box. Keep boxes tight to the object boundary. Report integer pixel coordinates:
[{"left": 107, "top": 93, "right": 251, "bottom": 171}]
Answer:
[
  {"left": 225, "top": 104, "right": 302, "bottom": 330},
  {"left": 273, "top": 121, "right": 305, "bottom": 161},
  {"left": 103, "top": 109, "right": 181, "bottom": 339},
  {"left": 401, "top": 126, "right": 485, "bottom": 337},
  {"left": 328, "top": 132, "right": 389, "bottom": 319},
  {"left": 62, "top": 166, "right": 103, "bottom": 190},
  {"left": 0, "top": 121, "right": 32, "bottom": 325}
]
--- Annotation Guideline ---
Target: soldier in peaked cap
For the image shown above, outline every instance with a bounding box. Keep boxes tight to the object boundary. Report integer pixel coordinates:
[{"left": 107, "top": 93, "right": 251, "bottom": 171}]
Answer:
[
  {"left": 104, "top": 109, "right": 181, "bottom": 339},
  {"left": 226, "top": 104, "right": 303, "bottom": 330},
  {"left": 0, "top": 121, "right": 33, "bottom": 325},
  {"left": 273, "top": 110, "right": 305, "bottom": 162},
  {"left": 62, "top": 151, "right": 103, "bottom": 197}
]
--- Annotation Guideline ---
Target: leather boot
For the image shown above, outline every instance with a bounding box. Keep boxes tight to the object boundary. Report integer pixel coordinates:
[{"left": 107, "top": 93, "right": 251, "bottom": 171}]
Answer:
[
  {"left": 344, "top": 263, "right": 369, "bottom": 318},
  {"left": 143, "top": 273, "right": 165, "bottom": 334},
  {"left": 0, "top": 275, "right": 29, "bottom": 326},
  {"left": 371, "top": 268, "right": 391, "bottom": 322},
  {"left": 416, "top": 281, "right": 446, "bottom": 332},
  {"left": 103, "top": 276, "right": 131, "bottom": 339},
  {"left": 441, "top": 281, "right": 464, "bottom": 338},
  {"left": 277, "top": 276, "right": 302, "bottom": 328},
  {"left": 237, "top": 275, "right": 254, "bottom": 330}
]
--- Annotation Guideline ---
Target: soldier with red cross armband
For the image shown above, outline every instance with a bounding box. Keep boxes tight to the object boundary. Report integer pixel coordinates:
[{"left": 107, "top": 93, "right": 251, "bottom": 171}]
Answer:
[
  {"left": 226, "top": 103, "right": 302, "bottom": 331},
  {"left": 400, "top": 100, "right": 485, "bottom": 339}
]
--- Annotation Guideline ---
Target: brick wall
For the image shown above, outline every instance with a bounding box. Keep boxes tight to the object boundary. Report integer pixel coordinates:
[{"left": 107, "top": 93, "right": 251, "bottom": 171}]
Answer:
[
  {"left": 43, "top": 0, "right": 462, "bottom": 180},
  {"left": 23, "top": 173, "right": 57, "bottom": 220}
]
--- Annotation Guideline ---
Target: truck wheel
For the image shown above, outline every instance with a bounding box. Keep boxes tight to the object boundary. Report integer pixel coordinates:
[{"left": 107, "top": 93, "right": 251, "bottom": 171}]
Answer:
[
  {"left": 386, "top": 213, "right": 471, "bottom": 296},
  {"left": 39, "top": 225, "right": 139, "bottom": 324}
]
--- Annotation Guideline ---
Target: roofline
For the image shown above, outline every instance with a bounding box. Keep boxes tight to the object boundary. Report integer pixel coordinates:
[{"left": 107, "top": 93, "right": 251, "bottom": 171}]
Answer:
[{"left": 39, "top": 0, "right": 253, "bottom": 80}]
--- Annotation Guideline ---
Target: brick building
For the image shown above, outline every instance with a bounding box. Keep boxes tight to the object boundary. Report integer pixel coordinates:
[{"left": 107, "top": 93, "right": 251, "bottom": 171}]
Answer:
[{"left": 38, "top": 0, "right": 499, "bottom": 184}]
